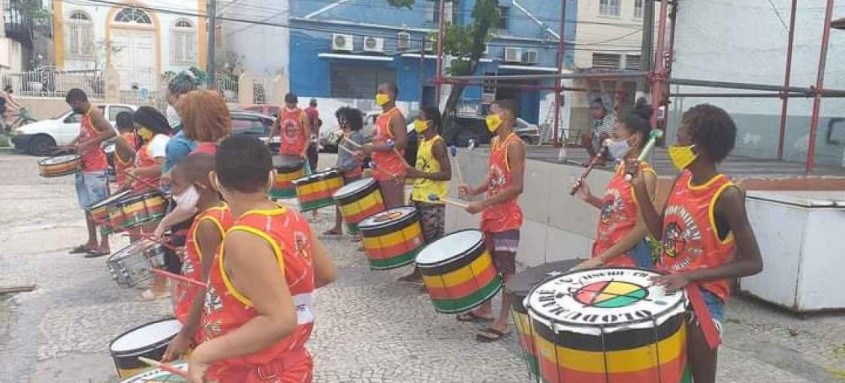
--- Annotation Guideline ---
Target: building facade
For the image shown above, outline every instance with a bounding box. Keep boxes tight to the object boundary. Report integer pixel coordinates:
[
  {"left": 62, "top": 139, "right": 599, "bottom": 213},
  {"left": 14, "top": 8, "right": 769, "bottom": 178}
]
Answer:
[
  {"left": 287, "top": 0, "right": 576, "bottom": 125},
  {"left": 1, "top": 0, "right": 34, "bottom": 75},
  {"left": 217, "top": 0, "right": 290, "bottom": 78},
  {"left": 50, "top": 0, "right": 208, "bottom": 90}
]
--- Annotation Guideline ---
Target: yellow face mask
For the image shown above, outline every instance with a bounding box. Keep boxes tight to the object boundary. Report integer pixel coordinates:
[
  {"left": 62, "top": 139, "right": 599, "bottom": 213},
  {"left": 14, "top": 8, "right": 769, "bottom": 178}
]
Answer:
[
  {"left": 137, "top": 127, "right": 154, "bottom": 141},
  {"left": 413, "top": 119, "right": 429, "bottom": 134},
  {"left": 485, "top": 114, "right": 502, "bottom": 133},
  {"left": 375, "top": 93, "right": 391, "bottom": 106},
  {"left": 668, "top": 144, "right": 697, "bottom": 170}
]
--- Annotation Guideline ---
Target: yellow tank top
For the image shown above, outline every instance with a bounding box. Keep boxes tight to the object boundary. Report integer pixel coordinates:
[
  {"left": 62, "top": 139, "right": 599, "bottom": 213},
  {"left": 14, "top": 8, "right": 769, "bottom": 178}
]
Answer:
[{"left": 411, "top": 135, "right": 448, "bottom": 204}]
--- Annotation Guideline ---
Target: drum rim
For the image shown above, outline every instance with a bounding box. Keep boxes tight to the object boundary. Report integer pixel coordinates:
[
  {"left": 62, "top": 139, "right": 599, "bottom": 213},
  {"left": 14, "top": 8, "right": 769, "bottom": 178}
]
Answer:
[
  {"left": 525, "top": 267, "right": 686, "bottom": 332},
  {"left": 87, "top": 190, "right": 133, "bottom": 211},
  {"left": 293, "top": 169, "right": 341, "bottom": 186},
  {"left": 109, "top": 317, "right": 181, "bottom": 355},
  {"left": 416, "top": 229, "right": 485, "bottom": 272},
  {"left": 272, "top": 154, "right": 305, "bottom": 170},
  {"left": 359, "top": 206, "right": 418, "bottom": 232},
  {"left": 118, "top": 362, "right": 188, "bottom": 382},
  {"left": 38, "top": 154, "right": 81, "bottom": 165},
  {"left": 333, "top": 178, "right": 377, "bottom": 202},
  {"left": 109, "top": 239, "right": 164, "bottom": 259},
  {"left": 506, "top": 259, "right": 587, "bottom": 313}
]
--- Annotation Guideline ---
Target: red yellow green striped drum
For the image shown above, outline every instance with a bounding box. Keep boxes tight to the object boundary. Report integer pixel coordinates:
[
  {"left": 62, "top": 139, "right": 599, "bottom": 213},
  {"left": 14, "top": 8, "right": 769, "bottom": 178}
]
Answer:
[
  {"left": 38, "top": 154, "right": 81, "bottom": 177},
  {"left": 114, "top": 191, "right": 167, "bottom": 229},
  {"left": 359, "top": 207, "right": 425, "bottom": 270},
  {"left": 271, "top": 154, "right": 305, "bottom": 200},
  {"left": 118, "top": 362, "right": 187, "bottom": 382},
  {"left": 416, "top": 230, "right": 502, "bottom": 314},
  {"left": 505, "top": 259, "right": 586, "bottom": 382},
  {"left": 293, "top": 169, "right": 344, "bottom": 212},
  {"left": 332, "top": 178, "right": 385, "bottom": 235},
  {"left": 525, "top": 267, "right": 688, "bottom": 383},
  {"left": 109, "top": 318, "right": 182, "bottom": 379},
  {"left": 86, "top": 190, "right": 132, "bottom": 235}
]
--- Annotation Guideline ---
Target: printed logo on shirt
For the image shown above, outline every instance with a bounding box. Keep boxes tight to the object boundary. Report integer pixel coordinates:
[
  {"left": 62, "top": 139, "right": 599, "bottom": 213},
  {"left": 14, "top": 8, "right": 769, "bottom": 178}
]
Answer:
[{"left": 661, "top": 204, "right": 703, "bottom": 270}]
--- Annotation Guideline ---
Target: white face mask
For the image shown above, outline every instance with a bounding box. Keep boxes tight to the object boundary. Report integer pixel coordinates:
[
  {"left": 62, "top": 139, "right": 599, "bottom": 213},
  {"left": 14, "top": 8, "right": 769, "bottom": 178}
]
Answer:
[
  {"left": 166, "top": 105, "right": 181, "bottom": 128},
  {"left": 173, "top": 184, "right": 200, "bottom": 209},
  {"left": 607, "top": 138, "right": 632, "bottom": 160}
]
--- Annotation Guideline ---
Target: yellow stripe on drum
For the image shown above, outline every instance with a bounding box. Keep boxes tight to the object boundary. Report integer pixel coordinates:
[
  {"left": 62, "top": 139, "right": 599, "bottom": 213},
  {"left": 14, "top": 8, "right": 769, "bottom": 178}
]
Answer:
[
  {"left": 339, "top": 193, "right": 381, "bottom": 215},
  {"left": 298, "top": 178, "right": 342, "bottom": 194},
  {"left": 534, "top": 322, "right": 686, "bottom": 374},
  {"left": 117, "top": 366, "right": 150, "bottom": 379},
  {"left": 514, "top": 311, "right": 532, "bottom": 335},
  {"left": 277, "top": 170, "right": 306, "bottom": 181},
  {"left": 422, "top": 252, "right": 494, "bottom": 288},
  {"left": 123, "top": 202, "right": 148, "bottom": 214},
  {"left": 362, "top": 223, "right": 423, "bottom": 249}
]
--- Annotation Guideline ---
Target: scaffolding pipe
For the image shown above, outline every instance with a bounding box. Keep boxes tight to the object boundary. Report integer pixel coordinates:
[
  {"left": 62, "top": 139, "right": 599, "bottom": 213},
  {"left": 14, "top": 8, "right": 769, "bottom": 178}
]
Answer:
[
  {"left": 444, "top": 71, "right": 649, "bottom": 82},
  {"left": 440, "top": 78, "right": 563, "bottom": 91},
  {"left": 434, "top": 0, "right": 446, "bottom": 108},
  {"left": 806, "top": 0, "right": 836, "bottom": 174},
  {"left": 554, "top": 0, "right": 567, "bottom": 146},
  {"left": 650, "top": 0, "right": 670, "bottom": 131},
  {"left": 777, "top": 0, "right": 798, "bottom": 161},
  {"left": 669, "top": 77, "right": 815, "bottom": 93},
  {"left": 669, "top": 92, "right": 807, "bottom": 98}
]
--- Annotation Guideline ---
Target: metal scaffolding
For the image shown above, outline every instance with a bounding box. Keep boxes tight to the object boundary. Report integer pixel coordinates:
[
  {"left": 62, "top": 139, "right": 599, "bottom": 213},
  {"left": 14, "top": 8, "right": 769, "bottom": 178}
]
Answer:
[{"left": 432, "top": 0, "right": 845, "bottom": 175}]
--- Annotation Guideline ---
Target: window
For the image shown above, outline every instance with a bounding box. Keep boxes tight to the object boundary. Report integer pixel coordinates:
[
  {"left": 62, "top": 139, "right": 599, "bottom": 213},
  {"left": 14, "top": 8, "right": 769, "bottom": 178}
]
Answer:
[
  {"left": 108, "top": 106, "right": 134, "bottom": 121},
  {"left": 625, "top": 55, "right": 641, "bottom": 70},
  {"left": 330, "top": 64, "right": 396, "bottom": 99},
  {"left": 634, "top": 0, "right": 644, "bottom": 18},
  {"left": 426, "top": 0, "right": 456, "bottom": 25},
  {"left": 66, "top": 10, "right": 94, "bottom": 59},
  {"left": 592, "top": 53, "right": 622, "bottom": 69},
  {"left": 497, "top": 7, "right": 509, "bottom": 29},
  {"left": 599, "top": 0, "right": 620, "bottom": 16},
  {"left": 114, "top": 8, "right": 152, "bottom": 24},
  {"left": 171, "top": 19, "right": 197, "bottom": 64}
]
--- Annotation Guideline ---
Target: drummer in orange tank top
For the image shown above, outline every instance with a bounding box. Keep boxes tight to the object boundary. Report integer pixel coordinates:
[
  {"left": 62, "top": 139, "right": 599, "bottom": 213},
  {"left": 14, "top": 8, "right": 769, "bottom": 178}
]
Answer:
[
  {"left": 187, "top": 135, "right": 337, "bottom": 383},
  {"left": 458, "top": 100, "right": 526, "bottom": 342},
  {"left": 571, "top": 101, "right": 659, "bottom": 270},
  {"left": 356, "top": 82, "right": 408, "bottom": 209},
  {"left": 629, "top": 104, "right": 763, "bottom": 383}
]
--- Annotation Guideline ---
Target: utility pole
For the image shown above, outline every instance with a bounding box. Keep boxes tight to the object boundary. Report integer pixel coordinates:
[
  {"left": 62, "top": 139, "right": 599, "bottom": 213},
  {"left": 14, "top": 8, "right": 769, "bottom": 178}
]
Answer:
[
  {"left": 419, "top": 34, "right": 426, "bottom": 108},
  {"left": 639, "top": 0, "right": 655, "bottom": 94},
  {"left": 207, "top": 0, "right": 217, "bottom": 88}
]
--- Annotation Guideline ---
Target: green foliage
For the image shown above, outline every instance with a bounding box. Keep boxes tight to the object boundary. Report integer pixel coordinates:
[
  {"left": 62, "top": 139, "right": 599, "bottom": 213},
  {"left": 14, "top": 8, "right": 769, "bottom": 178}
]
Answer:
[{"left": 17, "top": 0, "right": 50, "bottom": 26}]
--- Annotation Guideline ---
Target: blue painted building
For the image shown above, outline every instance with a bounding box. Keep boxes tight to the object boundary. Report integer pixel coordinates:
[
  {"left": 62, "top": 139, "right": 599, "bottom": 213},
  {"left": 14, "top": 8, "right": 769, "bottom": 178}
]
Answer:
[{"left": 288, "top": 0, "right": 577, "bottom": 124}]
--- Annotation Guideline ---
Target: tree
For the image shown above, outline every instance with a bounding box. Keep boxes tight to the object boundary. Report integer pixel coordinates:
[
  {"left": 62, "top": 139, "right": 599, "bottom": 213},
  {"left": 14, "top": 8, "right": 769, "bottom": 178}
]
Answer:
[{"left": 387, "top": 0, "right": 499, "bottom": 125}]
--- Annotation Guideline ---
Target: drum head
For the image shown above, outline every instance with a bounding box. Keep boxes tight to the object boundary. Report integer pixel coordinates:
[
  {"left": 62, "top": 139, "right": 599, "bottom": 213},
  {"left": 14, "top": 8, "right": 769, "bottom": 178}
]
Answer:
[
  {"left": 110, "top": 319, "right": 181, "bottom": 353},
  {"left": 416, "top": 229, "right": 483, "bottom": 266},
  {"left": 39, "top": 154, "right": 79, "bottom": 165},
  {"left": 505, "top": 259, "right": 586, "bottom": 298},
  {"left": 118, "top": 363, "right": 188, "bottom": 382},
  {"left": 88, "top": 190, "right": 132, "bottom": 210},
  {"left": 273, "top": 154, "right": 304, "bottom": 169},
  {"left": 359, "top": 206, "right": 416, "bottom": 228},
  {"left": 525, "top": 268, "right": 686, "bottom": 335},
  {"left": 334, "top": 178, "right": 375, "bottom": 199}
]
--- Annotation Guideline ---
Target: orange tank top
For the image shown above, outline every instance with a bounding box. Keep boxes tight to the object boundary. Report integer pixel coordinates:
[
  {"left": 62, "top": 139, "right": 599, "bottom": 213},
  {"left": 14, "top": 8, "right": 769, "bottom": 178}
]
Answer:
[
  {"left": 480, "top": 133, "right": 523, "bottom": 233},
  {"left": 203, "top": 204, "right": 316, "bottom": 381},
  {"left": 279, "top": 108, "right": 307, "bottom": 156},
  {"left": 132, "top": 139, "right": 161, "bottom": 192},
  {"left": 592, "top": 161, "right": 656, "bottom": 266},
  {"left": 115, "top": 133, "right": 138, "bottom": 186},
  {"left": 658, "top": 170, "right": 736, "bottom": 301},
  {"left": 79, "top": 109, "right": 108, "bottom": 172},
  {"left": 172, "top": 204, "right": 232, "bottom": 328},
  {"left": 371, "top": 107, "right": 406, "bottom": 181}
]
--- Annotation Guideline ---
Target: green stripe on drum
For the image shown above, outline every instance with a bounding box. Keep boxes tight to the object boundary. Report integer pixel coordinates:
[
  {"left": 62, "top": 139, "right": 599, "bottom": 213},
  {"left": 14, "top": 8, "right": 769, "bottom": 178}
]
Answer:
[
  {"left": 270, "top": 189, "right": 297, "bottom": 199},
  {"left": 521, "top": 354, "right": 541, "bottom": 382},
  {"left": 429, "top": 277, "right": 502, "bottom": 314},
  {"left": 368, "top": 249, "right": 418, "bottom": 270},
  {"left": 345, "top": 223, "right": 360, "bottom": 235},
  {"left": 299, "top": 198, "right": 336, "bottom": 212}
]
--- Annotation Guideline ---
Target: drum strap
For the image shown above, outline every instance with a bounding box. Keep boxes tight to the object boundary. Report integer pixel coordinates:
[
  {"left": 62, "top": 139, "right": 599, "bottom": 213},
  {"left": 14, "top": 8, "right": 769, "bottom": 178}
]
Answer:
[{"left": 687, "top": 284, "right": 721, "bottom": 350}]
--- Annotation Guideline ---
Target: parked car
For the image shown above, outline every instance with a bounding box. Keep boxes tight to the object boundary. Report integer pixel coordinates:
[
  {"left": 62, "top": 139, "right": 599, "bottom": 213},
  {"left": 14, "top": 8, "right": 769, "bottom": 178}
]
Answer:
[
  {"left": 11, "top": 104, "right": 137, "bottom": 156},
  {"left": 237, "top": 104, "right": 280, "bottom": 118},
  {"left": 320, "top": 110, "right": 419, "bottom": 165},
  {"left": 443, "top": 116, "right": 541, "bottom": 147},
  {"left": 230, "top": 111, "right": 278, "bottom": 151}
]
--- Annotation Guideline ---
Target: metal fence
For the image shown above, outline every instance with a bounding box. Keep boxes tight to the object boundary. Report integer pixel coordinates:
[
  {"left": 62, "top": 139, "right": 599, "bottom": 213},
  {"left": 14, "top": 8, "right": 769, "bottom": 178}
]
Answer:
[{"left": 1, "top": 69, "right": 105, "bottom": 99}]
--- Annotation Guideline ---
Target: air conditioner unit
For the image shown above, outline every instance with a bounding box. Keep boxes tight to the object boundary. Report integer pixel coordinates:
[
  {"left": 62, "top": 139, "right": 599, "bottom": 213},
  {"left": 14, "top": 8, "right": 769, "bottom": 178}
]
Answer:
[
  {"left": 363, "top": 36, "right": 385, "bottom": 53},
  {"left": 522, "top": 50, "right": 539, "bottom": 65},
  {"left": 397, "top": 32, "right": 411, "bottom": 51},
  {"left": 332, "top": 34, "right": 353, "bottom": 52},
  {"left": 504, "top": 47, "right": 522, "bottom": 63}
]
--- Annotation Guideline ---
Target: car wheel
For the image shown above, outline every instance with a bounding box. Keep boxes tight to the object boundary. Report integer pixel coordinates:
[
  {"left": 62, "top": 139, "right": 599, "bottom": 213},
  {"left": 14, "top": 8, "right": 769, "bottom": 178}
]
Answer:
[{"left": 29, "top": 134, "right": 56, "bottom": 156}]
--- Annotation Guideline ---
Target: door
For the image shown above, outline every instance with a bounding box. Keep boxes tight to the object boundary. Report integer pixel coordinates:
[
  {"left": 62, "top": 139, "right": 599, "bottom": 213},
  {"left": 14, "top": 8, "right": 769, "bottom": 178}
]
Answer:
[{"left": 111, "top": 29, "right": 156, "bottom": 90}]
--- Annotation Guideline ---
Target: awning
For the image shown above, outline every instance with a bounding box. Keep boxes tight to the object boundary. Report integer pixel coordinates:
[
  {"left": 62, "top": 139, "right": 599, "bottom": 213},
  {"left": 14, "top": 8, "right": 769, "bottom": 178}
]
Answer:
[
  {"left": 498, "top": 64, "right": 559, "bottom": 73},
  {"left": 318, "top": 53, "right": 394, "bottom": 62}
]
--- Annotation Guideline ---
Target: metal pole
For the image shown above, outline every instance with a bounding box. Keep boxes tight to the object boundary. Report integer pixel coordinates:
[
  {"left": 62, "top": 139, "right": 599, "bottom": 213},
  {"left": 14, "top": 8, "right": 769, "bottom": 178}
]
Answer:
[
  {"left": 669, "top": 78, "right": 812, "bottom": 93},
  {"left": 445, "top": 71, "right": 650, "bottom": 82},
  {"left": 434, "top": 0, "right": 446, "bottom": 109},
  {"left": 419, "top": 34, "right": 426, "bottom": 107},
  {"left": 649, "top": 0, "right": 670, "bottom": 131},
  {"left": 639, "top": 0, "right": 655, "bottom": 93},
  {"left": 441, "top": 78, "right": 562, "bottom": 91},
  {"left": 207, "top": 0, "right": 217, "bottom": 88},
  {"left": 777, "top": 0, "right": 798, "bottom": 161},
  {"left": 669, "top": 92, "right": 806, "bottom": 98},
  {"left": 806, "top": 0, "right": 835, "bottom": 174},
  {"left": 553, "top": 0, "right": 566, "bottom": 146}
]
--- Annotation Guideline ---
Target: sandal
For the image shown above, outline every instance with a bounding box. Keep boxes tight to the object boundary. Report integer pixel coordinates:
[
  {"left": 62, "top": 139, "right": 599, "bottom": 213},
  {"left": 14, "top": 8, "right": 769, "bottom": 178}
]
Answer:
[
  {"left": 69, "top": 245, "right": 93, "bottom": 254},
  {"left": 84, "top": 249, "right": 110, "bottom": 258},
  {"left": 456, "top": 311, "right": 494, "bottom": 323},
  {"left": 141, "top": 289, "right": 171, "bottom": 301},
  {"left": 476, "top": 327, "right": 511, "bottom": 342}
]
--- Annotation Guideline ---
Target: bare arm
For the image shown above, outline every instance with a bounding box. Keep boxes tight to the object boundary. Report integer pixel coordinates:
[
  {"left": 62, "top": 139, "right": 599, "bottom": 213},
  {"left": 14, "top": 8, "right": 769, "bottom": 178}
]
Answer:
[
  {"left": 481, "top": 140, "right": 525, "bottom": 208},
  {"left": 88, "top": 108, "right": 117, "bottom": 145},
  {"left": 311, "top": 235, "right": 337, "bottom": 288},
  {"left": 178, "top": 220, "right": 223, "bottom": 339},
  {"left": 114, "top": 135, "right": 136, "bottom": 163},
  {"left": 132, "top": 156, "right": 165, "bottom": 178},
  {"left": 267, "top": 117, "right": 280, "bottom": 146},
  {"left": 368, "top": 113, "right": 408, "bottom": 153},
  {"left": 406, "top": 139, "right": 452, "bottom": 181},
  {"left": 631, "top": 164, "right": 665, "bottom": 240}
]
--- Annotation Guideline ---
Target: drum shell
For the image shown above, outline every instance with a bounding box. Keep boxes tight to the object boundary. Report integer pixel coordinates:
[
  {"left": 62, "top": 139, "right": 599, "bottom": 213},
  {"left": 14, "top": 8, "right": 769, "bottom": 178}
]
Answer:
[
  {"left": 417, "top": 230, "right": 502, "bottom": 314},
  {"left": 359, "top": 207, "right": 424, "bottom": 270},
  {"left": 333, "top": 179, "right": 385, "bottom": 234},
  {"left": 271, "top": 155, "right": 305, "bottom": 200},
  {"left": 106, "top": 240, "right": 164, "bottom": 288},
  {"left": 117, "top": 192, "right": 166, "bottom": 229},
  {"left": 38, "top": 155, "right": 81, "bottom": 177},
  {"left": 109, "top": 318, "right": 181, "bottom": 379},
  {"left": 117, "top": 363, "right": 188, "bottom": 383},
  {"left": 294, "top": 170, "right": 343, "bottom": 212},
  {"left": 87, "top": 190, "right": 133, "bottom": 233}
]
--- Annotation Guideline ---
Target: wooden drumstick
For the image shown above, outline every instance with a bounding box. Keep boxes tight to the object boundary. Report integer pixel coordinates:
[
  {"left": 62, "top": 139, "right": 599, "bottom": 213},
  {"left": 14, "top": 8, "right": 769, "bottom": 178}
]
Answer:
[
  {"left": 386, "top": 139, "right": 409, "bottom": 167},
  {"left": 338, "top": 143, "right": 357, "bottom": 156},
  {"left": 122, "top": 170, "right": 166, "bottom": 195},
  {"left": 151, "top": 269, "right": 208, "bottom": 289},
  {"left": 137, "top": 356, "right": 189, "bottom": 378},
  {"left": 449, "top": 145, "right": 464, "bottom": 185},
  {"left": 625, "top": 129, "right": 664, "bottom": 181},
  {"left": 343, "top": 137, "right": 362, "bottom": 148},
  {"left": 570, "top": 139, "right": 611, "bottom": 196},
  {"left": 427, "top": 193, "right": 469, "bottom": 209}
]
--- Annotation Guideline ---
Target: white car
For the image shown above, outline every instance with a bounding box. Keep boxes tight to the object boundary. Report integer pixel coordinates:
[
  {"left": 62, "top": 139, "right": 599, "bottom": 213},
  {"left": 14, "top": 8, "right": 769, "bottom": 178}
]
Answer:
[{"left": 11, "top": 103, "right": 137, "bottom": 155}]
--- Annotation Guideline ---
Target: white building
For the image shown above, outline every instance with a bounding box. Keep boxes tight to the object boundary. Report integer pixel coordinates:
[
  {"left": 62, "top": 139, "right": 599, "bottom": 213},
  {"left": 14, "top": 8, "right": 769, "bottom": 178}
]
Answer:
[
  {"left": 1, "top": 0, "right": 29, "bottom": 75},
  {"left": 50, "top": 0, "right": 207, "bottom": 90},
  {"left": 216, "top": 0, "right": 289, "bottom": 79}
]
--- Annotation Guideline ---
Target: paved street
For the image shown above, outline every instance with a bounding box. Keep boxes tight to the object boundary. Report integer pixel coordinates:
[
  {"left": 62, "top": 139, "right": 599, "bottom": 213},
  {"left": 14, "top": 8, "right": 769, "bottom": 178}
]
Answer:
[{"left": 0, "top": 150, "right": 843, "bottom": 383}]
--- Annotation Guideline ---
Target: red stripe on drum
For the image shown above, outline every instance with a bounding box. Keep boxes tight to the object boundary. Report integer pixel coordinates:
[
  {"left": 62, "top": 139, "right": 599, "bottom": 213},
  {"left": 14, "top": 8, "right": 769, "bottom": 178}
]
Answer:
[
  {"left": 297, "top": 188, "right": 337, "bottom": 203},
  {"left": 364, "top": 235, "right": 424, "bottom": 260},
  {"left": 537, "top": 344, "right": 687, "bottom": 383},
  {"left": 425, "top": 265, "right": 497, "bottom": 300},
  {"left": 344, "top": 202, "right": 386, "bottom": 225}
]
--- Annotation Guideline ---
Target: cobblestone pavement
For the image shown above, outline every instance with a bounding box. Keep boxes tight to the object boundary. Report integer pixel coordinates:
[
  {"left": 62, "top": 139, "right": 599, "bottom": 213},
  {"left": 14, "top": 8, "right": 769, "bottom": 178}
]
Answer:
[{"left": 0, "top": 150, "right": 843, "bottom": 383}]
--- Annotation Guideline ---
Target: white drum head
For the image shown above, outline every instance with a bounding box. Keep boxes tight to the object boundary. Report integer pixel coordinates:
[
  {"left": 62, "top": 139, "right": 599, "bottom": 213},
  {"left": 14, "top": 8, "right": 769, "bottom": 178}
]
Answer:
[
  {"left": 360, "top": 206, "right": 416, "bottom": 227},
  {"left": 525, "top": 268, "right": 686, "bottom": 335},
  {"left": 416, "top": 230, "right": 483, "bottom": 265},
  {"left": 110, "top": 319, "right": 182, "bottom": 353},
  {"left": 334, "top": 178, "right": 375, "bottom": 199}
]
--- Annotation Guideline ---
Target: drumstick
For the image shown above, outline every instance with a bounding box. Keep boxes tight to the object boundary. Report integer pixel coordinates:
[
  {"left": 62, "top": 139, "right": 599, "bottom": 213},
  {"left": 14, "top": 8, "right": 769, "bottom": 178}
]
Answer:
[
  {"left": 122, "top": 170, "right": 166, "bottom": 195},
  {"left": 386, "top": 139, "right": 410, "bottom": 167},
  {"left": 338, "top": 143, "right": 357, "bottom": 156},
  {"left": 368, "top": 161, "right": 400, "bottom": 180},
  {"left": 88, "top": 214, "right": 181, "bottom": 251},
  {"left": 427, "top": 193, "right": 469, "bottom": 209},
  {"left": 151, "top": 269, "right": 208, "bottom": 289},
  {"left": 137, "top": 356, "right": 189, "bottom": 378},
  {"left": 449, "top": 145, "right": 464, "bottom": 185},
  {"left": 625, "top": 129, "right": 664, "bottom": 181},
  {"left": 343, "top": 137, "right": 361, "bottom": 148},
  {"left": 569, "top": 139, "right": 611, "bottom": 196}
]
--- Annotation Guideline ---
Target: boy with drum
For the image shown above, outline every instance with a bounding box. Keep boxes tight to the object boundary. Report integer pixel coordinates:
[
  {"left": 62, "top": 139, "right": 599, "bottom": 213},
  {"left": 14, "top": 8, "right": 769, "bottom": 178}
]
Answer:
[
  {"left": 187, "top": 136, "right": 336, "bottom": 383},
  {"left": 160, "top": 153, "right": 232, "bottom": 363},
  {"left": 458, "top": 100, "right": 526, "bottom": 342},
  {"left": 628, "top": 104, "right": 763, "bottom": 383},
  {"left": 399, "top": 106, "right": 452, "bottom": 284}
]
